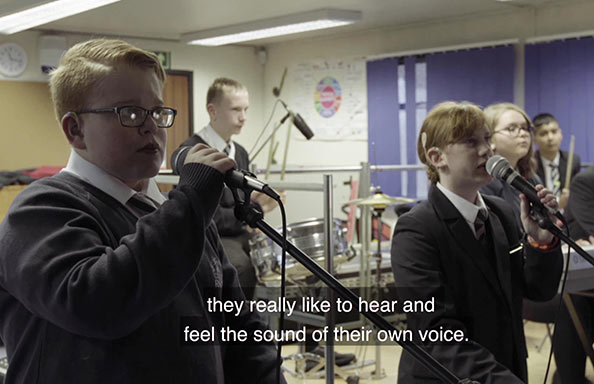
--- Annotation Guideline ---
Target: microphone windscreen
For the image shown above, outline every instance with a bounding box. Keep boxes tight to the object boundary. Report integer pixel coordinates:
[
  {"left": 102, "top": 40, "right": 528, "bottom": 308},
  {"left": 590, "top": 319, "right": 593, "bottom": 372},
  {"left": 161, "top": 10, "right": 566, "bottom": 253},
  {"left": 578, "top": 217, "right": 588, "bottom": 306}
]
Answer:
[
  {"left": 224, "top": 169, "right": 242, "bottom": 188},
  {"left": 171, "top": 146, "right": 191, "bottom": 175},
  {"left": 486, "top": 155, "right": 508, "bottom": 177},
  {"left": 294, "top": 113, "right": 314, "bottom": 140}
]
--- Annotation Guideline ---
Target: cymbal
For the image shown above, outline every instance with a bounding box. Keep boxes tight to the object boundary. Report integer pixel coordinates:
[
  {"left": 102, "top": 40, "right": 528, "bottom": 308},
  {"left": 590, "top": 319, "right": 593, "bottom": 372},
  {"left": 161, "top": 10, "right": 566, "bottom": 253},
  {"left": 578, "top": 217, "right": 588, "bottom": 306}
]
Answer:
[{"left": 343, "top": 193, "right": 415, "bottom": 209}]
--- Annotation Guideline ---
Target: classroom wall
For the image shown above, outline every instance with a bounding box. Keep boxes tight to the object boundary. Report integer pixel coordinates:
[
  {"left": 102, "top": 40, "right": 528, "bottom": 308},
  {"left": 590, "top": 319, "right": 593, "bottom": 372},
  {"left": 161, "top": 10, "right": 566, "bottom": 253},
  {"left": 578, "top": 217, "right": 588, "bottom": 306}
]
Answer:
[
  {"left": 259, "top": 0, "right": 594, "bottom": 225},
  {"left": 3, "top": 1, "right": 594, "bottom": 225},
  {"left": 264, "top": 1, "right": 594, "bottom": 167},
  {"left": 0, "top": 30, "right": 265, "bottom": 169},
  {"left": 0, "top": 80, "right": 70, "bottom": 169}
]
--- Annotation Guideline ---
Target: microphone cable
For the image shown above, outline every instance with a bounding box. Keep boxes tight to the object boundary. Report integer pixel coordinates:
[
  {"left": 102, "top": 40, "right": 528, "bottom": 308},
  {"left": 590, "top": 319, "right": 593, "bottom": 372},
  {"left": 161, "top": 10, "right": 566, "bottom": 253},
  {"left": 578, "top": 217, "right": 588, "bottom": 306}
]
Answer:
[
  {"left": 248, "top": 99, "right": 284, "bottom": 161},
  {"left": 275, "top": 196, "right": 288, "bottom": 384}
]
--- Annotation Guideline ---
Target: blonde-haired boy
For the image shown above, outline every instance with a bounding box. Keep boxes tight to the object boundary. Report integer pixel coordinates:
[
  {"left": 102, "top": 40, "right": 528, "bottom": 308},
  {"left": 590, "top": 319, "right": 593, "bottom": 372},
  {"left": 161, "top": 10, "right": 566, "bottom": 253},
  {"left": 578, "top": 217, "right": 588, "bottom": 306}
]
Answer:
[{"left": 0, "top": 39, "right": 284, "bottom": 383}]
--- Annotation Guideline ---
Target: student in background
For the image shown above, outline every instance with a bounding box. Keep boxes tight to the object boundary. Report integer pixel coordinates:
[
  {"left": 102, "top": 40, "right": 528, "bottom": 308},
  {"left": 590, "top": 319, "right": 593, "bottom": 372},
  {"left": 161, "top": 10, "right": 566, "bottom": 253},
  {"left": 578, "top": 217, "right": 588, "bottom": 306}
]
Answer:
[
  {"left": 533, "top": 113, "right": 581, "bottom": 210},
  {"left": 171, "top": 78, "right": 281, "bottom": 300},
  {"left": 0, "top": 39, "right": 284, "bottom": 383},
  {"left": 391, "top": 101, "right": 562, "bottom": 383},
  {"left": 480, "top": 102, "right": 540, "bottom": 227}
]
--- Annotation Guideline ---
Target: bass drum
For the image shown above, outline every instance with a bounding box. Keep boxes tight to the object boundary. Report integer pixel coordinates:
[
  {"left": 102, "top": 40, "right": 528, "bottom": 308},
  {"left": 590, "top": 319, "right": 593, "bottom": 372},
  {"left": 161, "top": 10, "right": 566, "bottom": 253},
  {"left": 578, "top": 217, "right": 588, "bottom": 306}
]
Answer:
[{"left": 249, "top": 218, "right": 352, "bottom": 284}]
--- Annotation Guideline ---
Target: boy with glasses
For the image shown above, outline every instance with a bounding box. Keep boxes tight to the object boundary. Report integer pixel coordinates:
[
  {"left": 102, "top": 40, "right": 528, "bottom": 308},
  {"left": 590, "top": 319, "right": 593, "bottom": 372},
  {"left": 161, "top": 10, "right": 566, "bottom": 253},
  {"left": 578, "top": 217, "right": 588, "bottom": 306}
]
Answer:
[
  {"left": 0, "top": 39, "right": 284, "bottom": 383},
  {"left": 392, "top": 101, "right": 562, "bottom": 383}
]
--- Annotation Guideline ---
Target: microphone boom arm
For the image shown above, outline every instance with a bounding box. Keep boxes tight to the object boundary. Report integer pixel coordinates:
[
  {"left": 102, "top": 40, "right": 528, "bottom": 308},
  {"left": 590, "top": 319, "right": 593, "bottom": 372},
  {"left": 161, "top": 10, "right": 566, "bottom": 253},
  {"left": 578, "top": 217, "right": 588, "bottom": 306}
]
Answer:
[{"left": 249, "top": 112, "right": 290, "bottom": 163}]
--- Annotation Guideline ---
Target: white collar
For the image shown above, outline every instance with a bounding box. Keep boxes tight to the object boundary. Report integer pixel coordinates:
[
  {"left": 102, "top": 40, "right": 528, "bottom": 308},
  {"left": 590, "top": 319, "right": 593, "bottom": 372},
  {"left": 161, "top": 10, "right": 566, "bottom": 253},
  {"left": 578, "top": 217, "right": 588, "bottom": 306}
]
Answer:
[
  {"left": 197, "top": 124, "right": 236, "bottom": 159},
  {"left": 540, "top": 151, "right": 560, "bottom": 168},
  {"left": 437, "top": 182, "right": 488, "bottom": 231},
  {"left": 61, "top": 149, "right": 166, "bottom": 206}
]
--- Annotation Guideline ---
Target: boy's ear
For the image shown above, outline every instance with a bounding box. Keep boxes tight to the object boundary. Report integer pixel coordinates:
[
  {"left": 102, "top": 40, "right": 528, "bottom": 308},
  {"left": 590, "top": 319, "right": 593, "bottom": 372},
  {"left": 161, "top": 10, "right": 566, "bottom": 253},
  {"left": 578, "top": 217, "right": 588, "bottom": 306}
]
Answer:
[
  {"left": 426, "top": 147, "right": 446, "bottom": 169},
  {"left": 207, "top": 103, "right": 216, "bottom": 120},
  {"left": 61, "top": 112, "right": 86, "bottom": 149}
]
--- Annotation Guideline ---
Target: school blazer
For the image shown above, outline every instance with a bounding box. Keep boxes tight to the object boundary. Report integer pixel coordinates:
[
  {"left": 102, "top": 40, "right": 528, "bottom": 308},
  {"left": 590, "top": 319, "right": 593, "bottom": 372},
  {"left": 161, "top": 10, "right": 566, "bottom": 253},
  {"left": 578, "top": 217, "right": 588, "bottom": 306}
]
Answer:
[
  {"left": 565, "top": 164, "right": 594, "bottom": 240},
  {"left": 535, "top": 149, "right": 581, "bottom": 191},
  {"left": 391, "top": 184, "right": 562, "bottom": 383}
]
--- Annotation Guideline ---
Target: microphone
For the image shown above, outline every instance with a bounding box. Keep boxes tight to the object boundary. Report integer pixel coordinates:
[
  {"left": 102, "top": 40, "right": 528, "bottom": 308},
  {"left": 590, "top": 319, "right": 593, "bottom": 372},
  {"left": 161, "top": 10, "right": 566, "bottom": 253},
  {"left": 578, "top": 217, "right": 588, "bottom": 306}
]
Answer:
[
  {"left": 292, "top": 113, "right": 314, "bottom": 140},
  {"left": 279, "top": 100, "right": 314, "bottom": 140},
  {"left": 171, "top": 145, "right": 192, "bottom": 175},
  {"left": 172, "top": 148, "right": 279, "bottom": 202},
  {"left": 172, "top": 147, "right": 279, "bottom": 200},
  {"left": 225, "top": 169, "right": 280, "bottom": 200},
  {"left": 273, "top": 67, "right": 287, "bottom": 97},
  {"left": 486, "top": 155, "right": 562, "bottom": 220}
]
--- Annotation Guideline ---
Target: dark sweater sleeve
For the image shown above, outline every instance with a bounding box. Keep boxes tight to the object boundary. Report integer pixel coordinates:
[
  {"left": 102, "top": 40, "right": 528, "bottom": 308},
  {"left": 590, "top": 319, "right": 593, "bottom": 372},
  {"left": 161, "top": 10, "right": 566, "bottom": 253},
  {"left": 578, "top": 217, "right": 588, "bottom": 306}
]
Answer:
[
  {"left": 0, "top": 163, "right": 224, "bottom": 340},
  {"left": 201, "top": 228, "right": 286, "bottom": 384}
]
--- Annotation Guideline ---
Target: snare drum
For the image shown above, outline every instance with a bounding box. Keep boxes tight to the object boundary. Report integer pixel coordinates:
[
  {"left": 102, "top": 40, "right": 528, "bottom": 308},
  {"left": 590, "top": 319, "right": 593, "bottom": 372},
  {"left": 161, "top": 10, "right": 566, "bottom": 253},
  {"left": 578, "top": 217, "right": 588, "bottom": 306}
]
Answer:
[{"left": 249, "top": 218, "right": 352, "bottom": 283}]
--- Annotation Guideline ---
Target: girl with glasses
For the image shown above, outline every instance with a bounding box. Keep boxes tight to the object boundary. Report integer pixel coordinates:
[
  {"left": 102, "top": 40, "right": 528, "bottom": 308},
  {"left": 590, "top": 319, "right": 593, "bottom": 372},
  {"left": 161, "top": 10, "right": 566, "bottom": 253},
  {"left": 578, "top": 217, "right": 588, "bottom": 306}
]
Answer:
[{"left": 480, "top": 102, "right": 541, "bottom": 227}]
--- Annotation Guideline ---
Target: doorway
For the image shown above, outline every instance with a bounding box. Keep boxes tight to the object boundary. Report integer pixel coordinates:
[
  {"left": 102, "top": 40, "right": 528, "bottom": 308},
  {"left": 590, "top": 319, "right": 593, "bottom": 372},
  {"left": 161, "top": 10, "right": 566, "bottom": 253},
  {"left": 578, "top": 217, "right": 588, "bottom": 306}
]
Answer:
[{"left": 160, "top": 70, "right": 193, "bottom": 192}]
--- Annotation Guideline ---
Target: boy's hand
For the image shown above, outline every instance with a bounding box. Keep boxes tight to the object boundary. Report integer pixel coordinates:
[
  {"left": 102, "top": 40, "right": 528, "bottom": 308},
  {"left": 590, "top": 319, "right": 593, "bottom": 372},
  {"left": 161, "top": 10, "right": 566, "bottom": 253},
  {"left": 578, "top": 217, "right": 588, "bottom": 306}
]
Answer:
[
  {"left": 251, "top": 190, "right": 286, "bottom": 213},
  {"left": 521, "top": 184, "right": 557, "bottom": 246},
  {"left": 184, "top": 143, "right": 236, "bottom": 174}
]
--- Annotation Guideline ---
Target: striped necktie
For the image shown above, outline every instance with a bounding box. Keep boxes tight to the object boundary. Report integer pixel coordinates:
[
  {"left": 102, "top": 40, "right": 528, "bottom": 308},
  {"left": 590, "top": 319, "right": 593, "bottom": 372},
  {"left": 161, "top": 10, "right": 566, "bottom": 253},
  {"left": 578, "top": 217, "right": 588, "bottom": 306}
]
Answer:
[
  {"left": 474, "top": 209, "right": 489, "bottom": 240},
  {"left": 223, "top": 144, "right": 231, "bottom": 155},
  {"left": 127, "top": 193, "right": 157, "bottom": 217},
  {"left": 549, "top": 163, "right": 561, "bottom": 198}
]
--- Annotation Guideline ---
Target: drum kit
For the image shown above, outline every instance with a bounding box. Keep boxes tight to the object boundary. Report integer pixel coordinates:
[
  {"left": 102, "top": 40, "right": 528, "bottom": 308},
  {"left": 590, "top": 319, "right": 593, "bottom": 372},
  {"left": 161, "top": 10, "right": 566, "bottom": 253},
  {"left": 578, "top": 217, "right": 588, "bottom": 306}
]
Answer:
[
  {"left": 249, "top": 191, "right": 415, "bottom": 284},
  {"left": 249, "top": 218, "right": 353, "bottom": 283},
  {"left": 343, "top": 192, "right": 414, "bottom": 210}
]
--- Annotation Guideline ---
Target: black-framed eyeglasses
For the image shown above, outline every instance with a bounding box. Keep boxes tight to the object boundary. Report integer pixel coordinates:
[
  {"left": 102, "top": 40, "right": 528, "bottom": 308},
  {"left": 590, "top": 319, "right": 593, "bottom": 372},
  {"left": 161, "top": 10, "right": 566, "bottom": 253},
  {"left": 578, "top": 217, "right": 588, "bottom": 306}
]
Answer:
[
  {"left": 494, "top": 124, "right": 533, "bottom": 137},
  {"left": 77, "top": 106, "right": 177, "bottom": 128}
]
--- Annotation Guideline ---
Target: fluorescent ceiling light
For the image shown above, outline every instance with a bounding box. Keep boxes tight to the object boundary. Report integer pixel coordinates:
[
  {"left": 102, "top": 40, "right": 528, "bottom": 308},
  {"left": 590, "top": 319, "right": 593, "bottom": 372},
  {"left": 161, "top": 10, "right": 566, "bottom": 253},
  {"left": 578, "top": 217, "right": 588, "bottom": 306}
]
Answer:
[
  {"left": 0, "top": 0, "right": 120, "bottom": 35},
  {"left": 183, "top": 9, "right": 362, "bottom": 46}
]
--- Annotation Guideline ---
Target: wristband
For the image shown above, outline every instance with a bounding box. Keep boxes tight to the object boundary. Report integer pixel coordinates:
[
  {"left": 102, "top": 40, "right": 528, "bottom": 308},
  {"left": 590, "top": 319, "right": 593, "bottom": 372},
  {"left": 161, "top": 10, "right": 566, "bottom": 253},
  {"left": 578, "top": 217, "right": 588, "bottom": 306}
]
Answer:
[{"left": 529, "top": 236, "right": 559, "bottom": 251}]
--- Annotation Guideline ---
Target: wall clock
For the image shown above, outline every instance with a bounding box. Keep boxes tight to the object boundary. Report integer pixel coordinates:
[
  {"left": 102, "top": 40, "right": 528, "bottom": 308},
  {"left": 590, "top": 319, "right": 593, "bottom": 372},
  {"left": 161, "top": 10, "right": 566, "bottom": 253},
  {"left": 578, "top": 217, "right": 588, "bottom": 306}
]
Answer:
[{"left": 0, "top": 42, "right": 28, "bottom": 77}]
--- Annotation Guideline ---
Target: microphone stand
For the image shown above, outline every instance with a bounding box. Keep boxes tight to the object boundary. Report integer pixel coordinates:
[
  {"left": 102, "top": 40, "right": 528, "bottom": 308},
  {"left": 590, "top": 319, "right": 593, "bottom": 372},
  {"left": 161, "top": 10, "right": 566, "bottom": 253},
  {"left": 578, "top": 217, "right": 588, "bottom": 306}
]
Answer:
[
  {"left": 231, "top": 186, "right": 478, "bottom": 384},
  {"left": 249, "top": 99, "right": 304, "bottom": 170},
  {"left": 249, "top": 112, "right": 290, "bottom": 164}
]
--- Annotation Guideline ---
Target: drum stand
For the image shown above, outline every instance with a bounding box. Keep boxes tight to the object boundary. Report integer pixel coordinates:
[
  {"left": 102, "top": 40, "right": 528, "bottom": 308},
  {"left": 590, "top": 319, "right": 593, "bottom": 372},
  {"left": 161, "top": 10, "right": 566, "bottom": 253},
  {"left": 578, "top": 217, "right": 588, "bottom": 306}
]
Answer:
[
  {"left": 282, "top": 351, "right": 373, "bottom": 382},
  {"left": 344, "top": 180, "right": 415, "bottom": 380},
  {"left": 230, "top": 182, "right": 476, "bottom": 384},
  {"left": 351, "top": 192, "right": 392, "bottom": 380},
  {"left": 372, "top": 204, "right": 387, "bottom": 380}
]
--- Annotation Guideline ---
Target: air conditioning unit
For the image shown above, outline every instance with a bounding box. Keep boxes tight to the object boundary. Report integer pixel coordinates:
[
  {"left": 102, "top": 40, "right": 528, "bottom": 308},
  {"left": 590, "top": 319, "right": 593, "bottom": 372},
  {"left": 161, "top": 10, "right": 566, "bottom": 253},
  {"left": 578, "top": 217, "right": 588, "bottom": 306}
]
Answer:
[{"left": 39, "top": 35, "right": 67, "bottom": 74}]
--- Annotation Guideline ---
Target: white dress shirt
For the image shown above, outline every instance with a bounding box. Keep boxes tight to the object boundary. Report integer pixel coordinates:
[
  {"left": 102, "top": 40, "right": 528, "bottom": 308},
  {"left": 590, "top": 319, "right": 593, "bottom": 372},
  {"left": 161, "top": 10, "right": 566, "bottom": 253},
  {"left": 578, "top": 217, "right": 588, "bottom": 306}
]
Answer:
[
  {"left": 539, "top": 152, "right": 560, "bottom": 191},
  {"left": 437, "top": 182, "right": 489, "bottom": 238},
  {"left": 197, "top": 124, "right": 236, "bottom": 160},
  {"left": 61, "top": 149, "right": 166, "bottom": 209}
]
